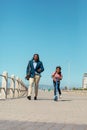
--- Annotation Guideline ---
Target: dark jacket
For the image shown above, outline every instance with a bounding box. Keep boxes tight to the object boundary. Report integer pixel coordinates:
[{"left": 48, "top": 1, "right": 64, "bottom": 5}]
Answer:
[{"left": 26, "top": 59, "right": 44, "bottom": 78}]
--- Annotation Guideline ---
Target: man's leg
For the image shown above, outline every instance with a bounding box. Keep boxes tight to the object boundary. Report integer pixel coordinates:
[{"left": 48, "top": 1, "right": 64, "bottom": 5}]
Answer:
[
  {"left": 34, "top": 75, "right": 40, "bottom": 99},
  {"left": 28, "top": 78, "right": 34, "bottom": 97}
]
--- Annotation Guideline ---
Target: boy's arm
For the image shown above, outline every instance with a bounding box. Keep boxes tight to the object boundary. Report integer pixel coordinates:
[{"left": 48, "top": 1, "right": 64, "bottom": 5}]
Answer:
[{"left": 58, "top": 74, "right": 63, "bottom": 80}]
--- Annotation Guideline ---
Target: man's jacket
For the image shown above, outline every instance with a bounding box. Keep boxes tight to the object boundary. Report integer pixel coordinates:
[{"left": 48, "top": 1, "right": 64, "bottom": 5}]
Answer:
[{"left": 26, "top": 59, "right": 44, "bottom": 78}]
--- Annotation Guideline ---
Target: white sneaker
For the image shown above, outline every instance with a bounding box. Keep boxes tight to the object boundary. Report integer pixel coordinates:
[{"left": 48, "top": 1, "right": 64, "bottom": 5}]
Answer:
[{"left": 59, "top": 95, "right": 62, "bottom": 98}]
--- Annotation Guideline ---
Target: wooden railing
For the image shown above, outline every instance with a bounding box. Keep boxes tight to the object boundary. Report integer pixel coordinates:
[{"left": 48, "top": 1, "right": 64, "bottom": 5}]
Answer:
[{"left": 0, "top": 71, "right": 28, "bottom": 99}]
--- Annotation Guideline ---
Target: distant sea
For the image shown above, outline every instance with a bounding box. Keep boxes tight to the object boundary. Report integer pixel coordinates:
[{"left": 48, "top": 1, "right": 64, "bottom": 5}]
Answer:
[
  {"left": 39, "top": 84, "right": 65, "bottom": 90},
  {"left": 0, "top": 81, "right": 63, "bottom": 90},
  {"left": 39, "top": 84, "right": 53, "bottom": 90},
  {"left": 25, "top": 84, "right": 54, "bottom": 90}
]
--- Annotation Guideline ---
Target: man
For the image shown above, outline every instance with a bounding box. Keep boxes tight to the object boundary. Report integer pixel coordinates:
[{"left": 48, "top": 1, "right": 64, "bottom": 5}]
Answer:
[{"left": 26, "top": 54, "right": 44, "bottom": 100}]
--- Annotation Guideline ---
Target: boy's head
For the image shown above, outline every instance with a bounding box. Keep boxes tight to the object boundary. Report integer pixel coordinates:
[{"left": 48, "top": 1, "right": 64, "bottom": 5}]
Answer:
[
  {"left": 56, "top": 66, "right": 61, "bottom": 70},
  {"left": 56, "top": 66, "right": 61, "bottom": 73}
]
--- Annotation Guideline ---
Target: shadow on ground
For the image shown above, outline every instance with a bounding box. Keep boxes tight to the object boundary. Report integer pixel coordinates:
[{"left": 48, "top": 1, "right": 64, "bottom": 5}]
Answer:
[
  {"left": 36, "top": 98, "right": 72, "bottom": 102},
  {"left": 0, "top": 120, "right": 87, "bottom": 130}
]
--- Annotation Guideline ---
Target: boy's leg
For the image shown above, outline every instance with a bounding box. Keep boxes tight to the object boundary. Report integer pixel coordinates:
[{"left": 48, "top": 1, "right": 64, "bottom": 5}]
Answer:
[
  {"left": 53, "top": 81, "right": 56, "bottom": 96},
  {"left": 58, "top": 82, "right": 62, "bottom": 98},
  {"left": 53, "top": 81, "right": 58, "bottom": 101},
  {"left": 58, "top": 85, "right": 61, "bottom": 95}
]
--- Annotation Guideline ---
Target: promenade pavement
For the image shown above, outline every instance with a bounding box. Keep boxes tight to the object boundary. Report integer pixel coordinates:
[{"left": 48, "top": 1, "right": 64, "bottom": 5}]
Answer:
[{"left": 0, "top": 90, "right": 87, "bottom": 130}]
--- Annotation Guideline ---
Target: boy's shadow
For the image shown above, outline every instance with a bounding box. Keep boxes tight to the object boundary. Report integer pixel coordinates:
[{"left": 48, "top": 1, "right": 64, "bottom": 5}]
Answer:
[
  {"left": 38, "top": 98, "right": 72, "bottom": 102},
  {"left": 60, "top": 99, "right": 72, "bottom": 102}
]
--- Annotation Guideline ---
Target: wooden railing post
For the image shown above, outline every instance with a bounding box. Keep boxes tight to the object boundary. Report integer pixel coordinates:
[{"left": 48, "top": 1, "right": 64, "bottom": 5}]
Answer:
[
  {"left": 0, "top": 72, "right": 27, "bottom": 99},
  {"left": 20, "top": 80, "right": 28, "bottom": 97},
  {"left": 18, "top": 78, "right": 21, "bottom": 96},
  {"left": 9, "top": 75, "right": 15, "bottom": 98},
  {"left": 14, "top": 77, "right": 20, "bottom": 98},
  {"left": 0, "top": 71, "right": 8, "bottom": 99}
]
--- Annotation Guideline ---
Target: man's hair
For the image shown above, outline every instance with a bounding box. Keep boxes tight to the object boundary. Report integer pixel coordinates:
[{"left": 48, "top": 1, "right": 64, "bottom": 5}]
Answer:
[{"left": 33, "top": 54, "right": 40, "bottom": 61}]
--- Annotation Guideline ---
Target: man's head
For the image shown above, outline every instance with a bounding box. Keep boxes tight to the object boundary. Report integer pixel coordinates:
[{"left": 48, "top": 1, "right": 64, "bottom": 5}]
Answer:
[{"left": 33, "top": 54, "right": 39, "bottom": 62}]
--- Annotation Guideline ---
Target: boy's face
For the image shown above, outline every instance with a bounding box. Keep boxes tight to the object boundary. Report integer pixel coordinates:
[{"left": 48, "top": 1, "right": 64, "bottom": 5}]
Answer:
[{"left": 56, "top": 68, "right": 60, "bottom": 73}]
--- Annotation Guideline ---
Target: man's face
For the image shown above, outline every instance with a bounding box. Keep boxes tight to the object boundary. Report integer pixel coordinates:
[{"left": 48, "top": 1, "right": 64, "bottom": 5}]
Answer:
[{"left": 34, "top": 55, "right": 38, "bottom": 62}]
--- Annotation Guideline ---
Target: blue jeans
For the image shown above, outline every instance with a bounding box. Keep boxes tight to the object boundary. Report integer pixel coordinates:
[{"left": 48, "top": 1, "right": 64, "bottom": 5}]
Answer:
[{"left": 53, "top": 81, "right": 61, "bottom": 96}]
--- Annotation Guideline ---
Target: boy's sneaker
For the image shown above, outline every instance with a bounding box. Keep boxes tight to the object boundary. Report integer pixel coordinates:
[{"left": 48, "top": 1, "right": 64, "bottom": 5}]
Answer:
[
  {"left": 54, "top": 95, "right": 58, "bottom": 101},
  {"left": 59, "top": 95, "right": 62, "bottom": 98}
]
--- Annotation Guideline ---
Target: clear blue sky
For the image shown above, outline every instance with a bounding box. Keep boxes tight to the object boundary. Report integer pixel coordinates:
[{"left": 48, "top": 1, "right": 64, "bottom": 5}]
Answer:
[{"left": 0, "top": 0, "right": 87, "bottom": 88}]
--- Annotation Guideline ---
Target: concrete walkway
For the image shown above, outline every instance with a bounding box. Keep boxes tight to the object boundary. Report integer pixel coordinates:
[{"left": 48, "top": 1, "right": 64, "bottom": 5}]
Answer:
[{"left": 0, "top": 90, "right": 87, "bottom": 130}]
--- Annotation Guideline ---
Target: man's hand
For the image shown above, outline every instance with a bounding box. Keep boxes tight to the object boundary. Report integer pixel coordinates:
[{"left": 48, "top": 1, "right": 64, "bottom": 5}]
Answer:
[{"left": 37, "top": 68, "right": 41, "bottom": 72}]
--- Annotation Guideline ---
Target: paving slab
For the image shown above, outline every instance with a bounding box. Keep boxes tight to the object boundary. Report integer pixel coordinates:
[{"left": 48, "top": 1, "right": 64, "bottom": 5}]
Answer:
[{"left": 0, "top": 90, "right": 87, "bottom": 130}]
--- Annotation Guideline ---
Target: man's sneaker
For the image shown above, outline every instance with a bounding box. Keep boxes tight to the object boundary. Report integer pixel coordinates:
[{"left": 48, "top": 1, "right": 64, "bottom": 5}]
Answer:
[
  {"left": 27, "top": 96, "right": 31, "bottom": 100},
  {"left": 34, "top": 96, "right": 37, "bottom": 100}
]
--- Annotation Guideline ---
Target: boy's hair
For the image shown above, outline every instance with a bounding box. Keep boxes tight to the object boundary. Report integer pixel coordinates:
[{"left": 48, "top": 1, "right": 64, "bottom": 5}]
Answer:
[
  {"left": 56, "top": 66, "right": 61, "bottom": 75},
  {"left": 56, "top": 66, "right": 61, "bottom": 70}
]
